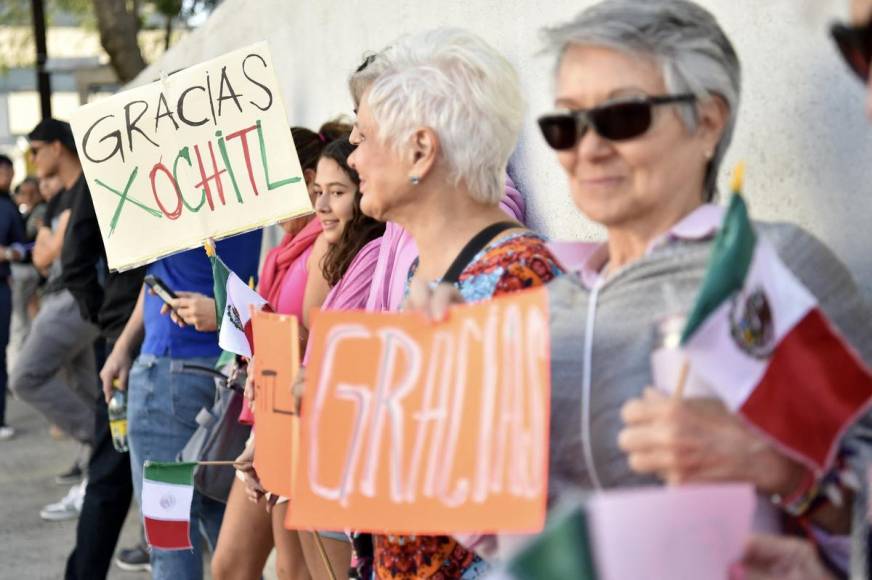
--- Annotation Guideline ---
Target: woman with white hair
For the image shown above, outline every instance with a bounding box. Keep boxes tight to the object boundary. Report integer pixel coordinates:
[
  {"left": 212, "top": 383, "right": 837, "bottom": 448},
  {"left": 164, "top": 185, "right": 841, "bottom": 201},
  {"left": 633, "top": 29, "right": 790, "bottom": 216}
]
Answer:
[
  {"left": 347, "top": 28, "right": 563, "bottom": 578},
  {"left": 534, "top": 0, "right": 872, "bottom": 575}
]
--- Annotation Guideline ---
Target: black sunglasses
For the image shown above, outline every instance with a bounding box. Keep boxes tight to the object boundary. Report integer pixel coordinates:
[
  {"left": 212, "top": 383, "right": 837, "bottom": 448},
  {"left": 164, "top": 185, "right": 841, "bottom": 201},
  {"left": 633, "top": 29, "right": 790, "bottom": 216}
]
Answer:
[
  {"left": 831, "top": 21, "right": 872, "bottom": 82},
  {"left": 537, "top": 94, "right": 696, "bottom": 151}
]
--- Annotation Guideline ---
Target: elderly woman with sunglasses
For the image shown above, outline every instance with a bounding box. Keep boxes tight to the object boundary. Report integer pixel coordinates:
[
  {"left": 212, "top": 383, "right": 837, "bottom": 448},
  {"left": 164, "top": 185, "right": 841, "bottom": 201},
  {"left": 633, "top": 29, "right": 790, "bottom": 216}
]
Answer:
[{"left": 529, "top": 0, "right": 872, "bottom": 576}]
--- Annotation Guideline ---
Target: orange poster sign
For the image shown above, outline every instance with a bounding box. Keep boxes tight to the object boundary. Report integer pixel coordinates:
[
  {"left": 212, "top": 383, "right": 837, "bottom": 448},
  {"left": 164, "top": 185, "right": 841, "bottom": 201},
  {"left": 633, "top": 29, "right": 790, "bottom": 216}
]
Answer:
[
  {"left": 287, "top": 287, "right": 550, "bottom": 534},
  {"left": 251, "top": 310, "right": 300, "bottom": 498}
]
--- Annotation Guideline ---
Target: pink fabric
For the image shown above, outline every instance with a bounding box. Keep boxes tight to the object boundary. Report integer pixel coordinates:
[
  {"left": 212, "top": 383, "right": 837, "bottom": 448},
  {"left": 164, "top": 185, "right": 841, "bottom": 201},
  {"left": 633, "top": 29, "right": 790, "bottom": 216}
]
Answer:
[
  {"left": 274, "top": 245, "right": 314, "bottom": 319},
  {"left": 546, "top": 240, "right": 600, "bottom": 274},
  {"left": 364, "top": 176, "right": 528, "bottom": 313},
  {"left": 239, "top": 222, "right": 321, "bottom": 426},
  {"left": 363, "top": 223, "right": 418, "bottom": 313},
  {"left": 500, "top": 176, "right": 526, "bottom": 224},
  {"left": 238, "top": 396, "right": 256, "bottom": 424},
  {"left": 577, "top": 203, "right": 724, "bottom": 289},
  {"left": 302, "top": 235, "right": 383, "bottom": 364},
  {"left": 258, "top": 219, "right": 323, "bottom": 306}
]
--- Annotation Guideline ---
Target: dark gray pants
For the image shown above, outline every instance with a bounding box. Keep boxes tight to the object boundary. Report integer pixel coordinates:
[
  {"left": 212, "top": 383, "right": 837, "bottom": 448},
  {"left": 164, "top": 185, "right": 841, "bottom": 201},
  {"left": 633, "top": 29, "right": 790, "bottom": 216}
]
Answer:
[{"left": 10, "top": 290, "right": 98, "bottom": 444}]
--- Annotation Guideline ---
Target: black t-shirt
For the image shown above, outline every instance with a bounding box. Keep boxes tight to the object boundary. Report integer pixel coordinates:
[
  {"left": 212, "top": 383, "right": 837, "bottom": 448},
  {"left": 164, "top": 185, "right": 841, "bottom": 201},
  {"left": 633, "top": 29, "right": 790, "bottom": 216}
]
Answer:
[
  {"left": 60, "top": 173, "right": 144, "bottom": 341},
  {"left": 41, "top": 186, "right": 77, "bottom": 295},
  {"left": 43, "top": 187, "right": 75, "bottom": 230}
]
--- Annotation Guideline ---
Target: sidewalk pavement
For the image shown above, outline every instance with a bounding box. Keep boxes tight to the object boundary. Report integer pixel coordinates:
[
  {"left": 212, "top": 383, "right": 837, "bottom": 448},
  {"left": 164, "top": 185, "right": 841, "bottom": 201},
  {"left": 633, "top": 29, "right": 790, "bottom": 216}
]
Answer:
[{"left": 0, "top": 395, "right": 146, "bottom": 580}]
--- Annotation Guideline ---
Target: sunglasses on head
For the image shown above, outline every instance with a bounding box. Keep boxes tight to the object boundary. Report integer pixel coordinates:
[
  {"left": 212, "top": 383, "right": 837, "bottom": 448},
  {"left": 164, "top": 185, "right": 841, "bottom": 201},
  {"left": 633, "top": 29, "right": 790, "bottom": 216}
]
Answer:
[
  {"left": 537, "top": 94, "right": 696, "bottom": 151},
  {"left": 831, "top": 21, "right": 872, "bottom": 82}
]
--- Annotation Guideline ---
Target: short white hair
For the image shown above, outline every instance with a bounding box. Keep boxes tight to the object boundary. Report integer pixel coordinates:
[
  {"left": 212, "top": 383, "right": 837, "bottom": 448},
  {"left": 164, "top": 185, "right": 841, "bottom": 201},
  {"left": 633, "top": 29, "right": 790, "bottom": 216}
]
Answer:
[
  {"left": 363, "top": 28, "right": 523, "bottom": 205},
  {"left": 543, "top": 0, "right": 741, "bottom": 201}
]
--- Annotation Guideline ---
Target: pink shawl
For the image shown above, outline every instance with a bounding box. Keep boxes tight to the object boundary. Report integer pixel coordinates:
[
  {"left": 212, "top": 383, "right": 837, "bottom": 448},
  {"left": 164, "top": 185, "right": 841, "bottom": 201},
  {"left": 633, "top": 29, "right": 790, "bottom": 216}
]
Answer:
[{"left": 258, "top": 218, "right": 322, "bottom": 305}]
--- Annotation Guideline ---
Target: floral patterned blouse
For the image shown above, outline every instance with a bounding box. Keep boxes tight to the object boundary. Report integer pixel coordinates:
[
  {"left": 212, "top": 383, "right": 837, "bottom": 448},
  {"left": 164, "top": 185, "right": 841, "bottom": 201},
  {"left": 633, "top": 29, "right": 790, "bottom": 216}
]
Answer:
[{"left": 373, "top": 231, "right": 564, "bottom": 580}]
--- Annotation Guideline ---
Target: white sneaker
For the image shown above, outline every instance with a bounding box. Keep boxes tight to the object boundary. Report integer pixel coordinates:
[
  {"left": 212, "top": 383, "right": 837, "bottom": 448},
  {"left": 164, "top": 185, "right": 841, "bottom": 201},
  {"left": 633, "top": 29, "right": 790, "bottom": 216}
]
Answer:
[
  {"left": 0, "top": 426, "right": 14, "bottom": 441},
  {"left": 40, "top": 479, "right": 87, "bottom": 521}
]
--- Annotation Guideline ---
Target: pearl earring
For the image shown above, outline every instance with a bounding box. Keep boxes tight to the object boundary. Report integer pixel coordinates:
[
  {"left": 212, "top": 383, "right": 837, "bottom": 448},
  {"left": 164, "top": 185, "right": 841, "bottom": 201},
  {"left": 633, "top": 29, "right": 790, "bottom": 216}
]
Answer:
[{"left": 409, "top": 176, "right": 421, "bottom": 185}]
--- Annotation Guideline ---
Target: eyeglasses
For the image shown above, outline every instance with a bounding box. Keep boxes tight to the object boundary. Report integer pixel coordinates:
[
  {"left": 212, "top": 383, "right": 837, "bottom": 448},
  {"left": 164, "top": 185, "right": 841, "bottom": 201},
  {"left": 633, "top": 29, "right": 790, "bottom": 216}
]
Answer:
[
  {"left": 537, "top": 94, "right": 696, "bottom": 151},
  {"left": 831, "top": 21, "right": 872, "bottom": 82}
]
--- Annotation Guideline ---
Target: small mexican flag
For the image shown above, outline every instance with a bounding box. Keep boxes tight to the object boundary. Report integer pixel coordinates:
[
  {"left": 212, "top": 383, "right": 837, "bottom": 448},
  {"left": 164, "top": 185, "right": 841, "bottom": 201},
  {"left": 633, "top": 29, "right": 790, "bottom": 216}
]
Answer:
[
  {"left": 142, "top": 461, "right": 196, "bottom": 550},
  {"left": 207, "top": 243, "right": 270, "bottom": 357},
  {"left": 680, "top": 190, "right": 872, "bottom": 472}
]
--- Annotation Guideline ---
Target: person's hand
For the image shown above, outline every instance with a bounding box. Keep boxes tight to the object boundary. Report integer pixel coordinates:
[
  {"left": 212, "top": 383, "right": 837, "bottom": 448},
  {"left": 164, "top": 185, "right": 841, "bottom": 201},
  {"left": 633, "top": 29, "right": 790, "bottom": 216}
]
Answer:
[
  {"left": 233, "top": 438, "right": 255, "bottom": 473},
  {"left": 406, "top": 278, "right": 465, "bottom": 322},
  {"left": 160, "top": 292, "right": 217, "bottom": 331},
  {"left": 234, "top": 440, "right": 265, "bottom": 502},
  {"left": 244, "top": 357, "right": 256, "bottom": 407},
  {"left": 618, "top": 388, "right": 805, "bottom": 495},
  {"left": 730, "top": 534, "right": 836, "bottom": 580},
  {"left": 233, "top": 443, "right": 280, "bottom": 511},
  {"left": 100, "top": 344, "right": 133, "bottom": 403},
  {"left": 292, "top": 366, "right": 306, "bottom": 411},
  {"left": 242, "top": 469, "right": 266, "bottom": 504}
]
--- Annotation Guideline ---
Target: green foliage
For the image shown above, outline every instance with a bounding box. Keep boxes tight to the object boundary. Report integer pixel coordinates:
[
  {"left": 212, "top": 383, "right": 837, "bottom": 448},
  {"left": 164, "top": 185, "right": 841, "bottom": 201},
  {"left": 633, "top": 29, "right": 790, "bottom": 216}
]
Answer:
[
  {"left": 0, "top": 0, "right": 31, "bottom": 26},
  {"left": 0, "top": 0, "right": 221, "bottom": 72}
]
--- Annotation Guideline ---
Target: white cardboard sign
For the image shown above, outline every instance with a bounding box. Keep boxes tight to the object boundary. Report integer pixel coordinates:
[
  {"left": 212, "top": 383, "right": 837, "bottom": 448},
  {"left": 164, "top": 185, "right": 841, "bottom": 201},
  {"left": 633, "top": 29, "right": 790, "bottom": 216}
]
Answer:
[{"left": 70, "top": 42, "right": 312, "bottom": 271}]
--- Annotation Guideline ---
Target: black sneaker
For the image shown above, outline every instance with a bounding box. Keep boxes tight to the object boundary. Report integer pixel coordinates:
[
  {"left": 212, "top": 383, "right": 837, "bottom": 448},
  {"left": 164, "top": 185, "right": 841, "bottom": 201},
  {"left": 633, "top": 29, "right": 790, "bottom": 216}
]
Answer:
[
  {"left": 115, "top": 543, "right": 151, "bottom": 572},
  {"left": 55, "top": 462, "right": 83, "bottom": 485}
]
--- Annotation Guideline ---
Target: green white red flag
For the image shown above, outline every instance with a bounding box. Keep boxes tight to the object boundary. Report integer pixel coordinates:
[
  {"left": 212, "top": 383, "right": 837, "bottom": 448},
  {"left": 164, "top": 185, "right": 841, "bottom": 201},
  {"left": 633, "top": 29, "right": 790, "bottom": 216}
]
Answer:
[
  {"left": 142, "top": 461, "right": 196, "bottom": 550},
  {"left": 209, "top": 249, "right": 270, "bottom": 357},
  {"left": 680, "top": 194, "right": 872, "bottom": 472}
]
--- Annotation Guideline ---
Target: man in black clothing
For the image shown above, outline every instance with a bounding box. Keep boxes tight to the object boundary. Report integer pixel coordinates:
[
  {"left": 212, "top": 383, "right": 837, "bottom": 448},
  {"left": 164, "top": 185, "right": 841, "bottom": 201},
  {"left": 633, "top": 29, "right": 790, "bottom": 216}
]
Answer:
[
  {"left": 56, "top": 122, "right": 146, "bottom": 578},
  {"left": 12, "top": 121, "right": 100, "bottom": 454}
]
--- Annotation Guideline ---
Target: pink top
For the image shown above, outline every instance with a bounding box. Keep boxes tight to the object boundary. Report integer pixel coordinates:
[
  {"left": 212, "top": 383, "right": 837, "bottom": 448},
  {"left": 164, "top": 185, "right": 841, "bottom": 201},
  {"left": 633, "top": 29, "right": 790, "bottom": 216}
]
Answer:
[
  {"left": 577, "top": 203, "right": 724, "bottom": 289},
  {"left": 274, "top": 245, "right": 314, "bottom": 319},
  {"left": 259, "top": 219, "right": 323, "bottom": 306},
  {"left": 239, "top": 242, "right": 317, "bottom": 425},
  {"left": 302, "top": 235, "right": 383, "bottom": 365}
]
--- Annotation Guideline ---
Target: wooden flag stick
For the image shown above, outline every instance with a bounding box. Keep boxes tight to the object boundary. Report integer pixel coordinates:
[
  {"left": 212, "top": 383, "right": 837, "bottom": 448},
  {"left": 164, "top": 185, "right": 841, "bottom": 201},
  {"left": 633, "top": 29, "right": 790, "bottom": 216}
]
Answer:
[
  {"left": 673, "top": 360, "right": 690, "bottom": 400},
  {"left": 312, "top": 531, "right": 338, "bottom": 580},
  {"left": 196, "top": 460, "right": 237, "bottom": 466}
]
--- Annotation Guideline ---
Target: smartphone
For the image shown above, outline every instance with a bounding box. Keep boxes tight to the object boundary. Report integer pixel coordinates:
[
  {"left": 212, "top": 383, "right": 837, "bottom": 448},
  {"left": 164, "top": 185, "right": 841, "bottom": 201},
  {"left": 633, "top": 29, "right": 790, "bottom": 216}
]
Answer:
[{"left": 144, "top": 274, "right": 178, "bottom": 306}]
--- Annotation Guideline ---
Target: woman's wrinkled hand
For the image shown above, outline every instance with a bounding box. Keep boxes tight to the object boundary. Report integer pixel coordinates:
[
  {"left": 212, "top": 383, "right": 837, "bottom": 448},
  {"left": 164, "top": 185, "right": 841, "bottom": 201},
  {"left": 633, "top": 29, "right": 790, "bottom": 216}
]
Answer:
[{"left": 618, "top": 388, "right": 805, "bottom": 496}]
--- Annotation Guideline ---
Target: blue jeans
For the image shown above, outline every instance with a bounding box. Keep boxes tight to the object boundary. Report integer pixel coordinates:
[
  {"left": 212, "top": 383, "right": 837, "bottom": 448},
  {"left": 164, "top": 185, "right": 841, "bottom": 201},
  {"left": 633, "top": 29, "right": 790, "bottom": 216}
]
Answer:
[{"left": 127, "top": 354, "right": 225, "bottom": 580}]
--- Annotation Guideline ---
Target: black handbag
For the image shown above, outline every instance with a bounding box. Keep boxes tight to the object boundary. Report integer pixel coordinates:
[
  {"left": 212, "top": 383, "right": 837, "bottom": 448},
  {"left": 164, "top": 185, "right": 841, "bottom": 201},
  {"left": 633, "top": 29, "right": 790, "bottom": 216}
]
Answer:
[{"left": 176, "top": 361, "right": 251, "bottom": 503}]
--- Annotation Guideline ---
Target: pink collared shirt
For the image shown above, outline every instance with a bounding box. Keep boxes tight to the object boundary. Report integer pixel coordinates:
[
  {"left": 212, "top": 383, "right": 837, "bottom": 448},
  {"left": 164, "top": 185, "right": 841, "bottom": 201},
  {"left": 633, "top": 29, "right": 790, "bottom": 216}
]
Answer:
[{"left": 576, "top": 203, "right": 725, "bottom": 289}]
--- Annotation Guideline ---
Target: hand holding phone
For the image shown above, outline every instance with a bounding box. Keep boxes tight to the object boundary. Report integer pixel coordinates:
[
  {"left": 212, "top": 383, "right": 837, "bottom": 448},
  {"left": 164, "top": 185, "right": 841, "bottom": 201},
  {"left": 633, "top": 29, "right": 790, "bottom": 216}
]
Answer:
[{"left": 144, "top": 274, "right": 177, "bottom": 306}]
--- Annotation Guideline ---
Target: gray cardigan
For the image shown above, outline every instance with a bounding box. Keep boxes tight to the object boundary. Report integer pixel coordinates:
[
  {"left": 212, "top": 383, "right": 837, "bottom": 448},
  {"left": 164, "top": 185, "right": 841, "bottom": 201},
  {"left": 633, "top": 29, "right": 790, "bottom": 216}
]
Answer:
[{"left": 546, "top": 221, "right": 872, "bottom": 576}]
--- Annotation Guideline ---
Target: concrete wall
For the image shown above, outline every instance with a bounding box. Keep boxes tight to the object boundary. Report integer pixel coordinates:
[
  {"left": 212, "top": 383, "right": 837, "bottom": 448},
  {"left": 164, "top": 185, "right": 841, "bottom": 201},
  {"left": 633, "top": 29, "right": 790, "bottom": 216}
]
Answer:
[{"left": 132, "top": 0, "right": 872, "bottom": 300}]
